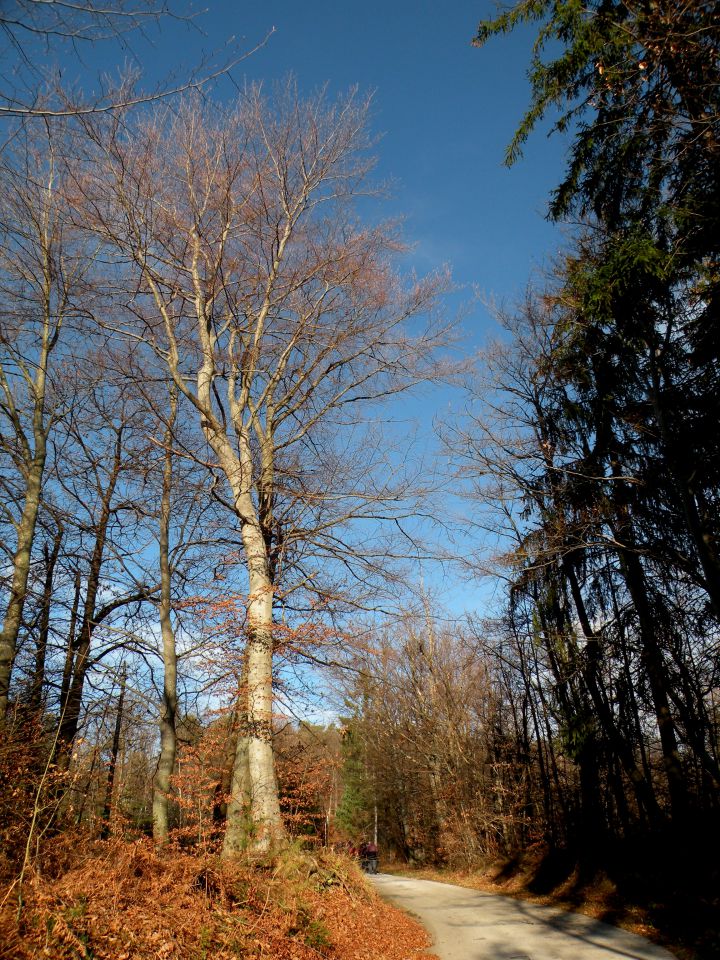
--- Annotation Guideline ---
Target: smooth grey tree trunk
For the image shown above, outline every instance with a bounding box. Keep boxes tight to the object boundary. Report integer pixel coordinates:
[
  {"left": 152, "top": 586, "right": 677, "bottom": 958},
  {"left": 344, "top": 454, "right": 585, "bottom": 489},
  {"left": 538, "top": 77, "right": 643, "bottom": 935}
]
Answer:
[
  {"left": 218, "top": 457, "right": 284, "bottom": 853},
  {"left": 173, "top": 244, "right": 286, "bottom": 854},
  {"left": 152, "top": 390, "right": 178, "bottom": 843}
]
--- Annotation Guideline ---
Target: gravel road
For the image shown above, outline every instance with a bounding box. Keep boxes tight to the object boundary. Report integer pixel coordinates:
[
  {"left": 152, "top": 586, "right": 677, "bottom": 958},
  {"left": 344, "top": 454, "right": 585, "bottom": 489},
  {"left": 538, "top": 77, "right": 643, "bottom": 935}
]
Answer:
[{"left": 370, "top": 874, "right": 678, "bottom": 960}]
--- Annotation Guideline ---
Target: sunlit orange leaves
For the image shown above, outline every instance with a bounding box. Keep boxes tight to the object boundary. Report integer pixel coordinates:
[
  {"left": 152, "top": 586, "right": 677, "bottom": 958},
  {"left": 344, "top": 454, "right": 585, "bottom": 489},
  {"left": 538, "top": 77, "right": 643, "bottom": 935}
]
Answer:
[{"left": 0, "top": 836, "right": 435, "bottom": 960}]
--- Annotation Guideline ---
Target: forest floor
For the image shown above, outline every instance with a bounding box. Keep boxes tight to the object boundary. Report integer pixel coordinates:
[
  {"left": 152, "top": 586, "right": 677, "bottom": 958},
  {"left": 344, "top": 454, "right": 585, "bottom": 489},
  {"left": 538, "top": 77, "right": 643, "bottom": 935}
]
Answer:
[
  {"left": 0, "top": 835, "right": 435, "bottom": 960},
  {"left": 383, "top": 843, "right": 719, "bottom": 960}
]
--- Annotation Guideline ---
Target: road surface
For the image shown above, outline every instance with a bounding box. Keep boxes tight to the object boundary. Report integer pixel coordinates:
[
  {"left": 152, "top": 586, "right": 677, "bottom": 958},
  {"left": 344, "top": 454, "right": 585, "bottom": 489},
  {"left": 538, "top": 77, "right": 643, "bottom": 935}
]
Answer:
[{"left": 371, "top": 874, "right": 677, "bottom": 960}]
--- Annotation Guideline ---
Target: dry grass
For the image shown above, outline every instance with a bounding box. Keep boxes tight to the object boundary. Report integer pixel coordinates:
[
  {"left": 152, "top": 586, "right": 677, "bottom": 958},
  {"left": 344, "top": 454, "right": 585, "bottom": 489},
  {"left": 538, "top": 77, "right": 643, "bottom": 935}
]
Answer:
[{"left": 0, "top": 836, "right": 434, "bottom": 960}]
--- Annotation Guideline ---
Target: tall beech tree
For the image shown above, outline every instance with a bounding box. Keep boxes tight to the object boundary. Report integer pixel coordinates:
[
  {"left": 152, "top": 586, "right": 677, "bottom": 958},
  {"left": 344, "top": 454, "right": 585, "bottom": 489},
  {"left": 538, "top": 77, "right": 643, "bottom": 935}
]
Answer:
[{"left": 80, "top": 84, "right": 449, "bottom": 852}]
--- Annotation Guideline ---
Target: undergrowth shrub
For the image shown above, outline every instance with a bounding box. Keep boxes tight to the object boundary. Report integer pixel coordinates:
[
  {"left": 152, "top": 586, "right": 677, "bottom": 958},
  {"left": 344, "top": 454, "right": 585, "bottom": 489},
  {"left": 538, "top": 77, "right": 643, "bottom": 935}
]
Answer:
[
  {"left": 0, "top": 835, "right": 431, "bottom": 960},
  {"left": 0, "top": 713, "right": 51, "bottom": 869}
]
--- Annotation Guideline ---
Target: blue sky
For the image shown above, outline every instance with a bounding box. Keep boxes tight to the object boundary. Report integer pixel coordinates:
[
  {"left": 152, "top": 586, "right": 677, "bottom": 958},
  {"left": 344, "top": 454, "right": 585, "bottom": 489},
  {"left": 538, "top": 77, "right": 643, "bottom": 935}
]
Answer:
[
  {"left": 56, "top": 0, "right": 568, "bottom": 342},
  {"left": 201, "top": 0, "right": 567, "bottom": 314}
]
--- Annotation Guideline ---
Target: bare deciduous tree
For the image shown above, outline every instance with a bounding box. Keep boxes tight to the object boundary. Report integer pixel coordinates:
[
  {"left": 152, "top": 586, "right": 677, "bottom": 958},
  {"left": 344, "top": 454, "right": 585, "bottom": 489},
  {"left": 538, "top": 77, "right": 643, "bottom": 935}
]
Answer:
[
  {"left": 0, "top": 122, "right": 95, "bottom": 722},
  {"left": 0, "top": 1, "right": 270, "bottom": 120},
  {"left": 79, "top": 82, "right": 451, "bottom": 851}
]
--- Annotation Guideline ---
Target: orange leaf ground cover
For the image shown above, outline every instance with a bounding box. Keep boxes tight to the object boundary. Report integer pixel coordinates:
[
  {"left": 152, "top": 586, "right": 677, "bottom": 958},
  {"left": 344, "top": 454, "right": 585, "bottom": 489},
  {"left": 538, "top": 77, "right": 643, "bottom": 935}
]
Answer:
[{"left": 1, "top": 837, "right": 435, "bottom": 960}]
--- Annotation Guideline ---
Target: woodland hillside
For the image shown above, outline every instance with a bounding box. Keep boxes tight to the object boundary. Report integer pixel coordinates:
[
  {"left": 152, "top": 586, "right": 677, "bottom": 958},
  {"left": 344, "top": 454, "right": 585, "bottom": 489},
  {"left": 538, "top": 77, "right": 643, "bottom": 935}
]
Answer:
[{"left": 1, "top": 2, "right": 719, "bottom": 959}]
